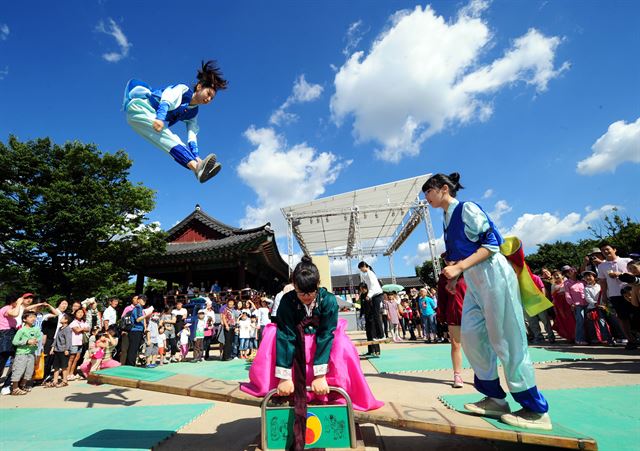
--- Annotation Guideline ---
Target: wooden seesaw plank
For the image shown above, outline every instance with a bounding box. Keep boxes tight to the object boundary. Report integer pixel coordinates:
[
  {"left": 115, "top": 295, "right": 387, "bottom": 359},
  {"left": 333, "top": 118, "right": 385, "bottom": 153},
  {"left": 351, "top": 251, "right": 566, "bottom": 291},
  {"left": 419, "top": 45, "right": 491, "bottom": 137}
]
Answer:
[{"left": 88, "top": 372, "right": 597, "bottom": 450}]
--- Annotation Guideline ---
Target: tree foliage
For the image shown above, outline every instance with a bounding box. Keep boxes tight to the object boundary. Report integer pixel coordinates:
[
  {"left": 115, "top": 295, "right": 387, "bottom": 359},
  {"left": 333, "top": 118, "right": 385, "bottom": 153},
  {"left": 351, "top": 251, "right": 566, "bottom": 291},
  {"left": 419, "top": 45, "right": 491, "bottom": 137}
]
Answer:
[
  {"left": 415, "top": 259, "right": 441, "bottom": 288},
  {"left": 0, "top": 136, "right": 167, "bottom": 299}
]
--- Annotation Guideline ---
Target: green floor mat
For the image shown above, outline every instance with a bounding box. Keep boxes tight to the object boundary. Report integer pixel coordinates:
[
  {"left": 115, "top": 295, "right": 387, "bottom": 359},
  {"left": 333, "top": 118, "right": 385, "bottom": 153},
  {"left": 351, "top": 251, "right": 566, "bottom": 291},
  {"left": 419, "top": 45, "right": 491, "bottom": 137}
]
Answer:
[
  {"left": 368, "top": 345, "right": 591, "bottom": 373},
  {"left": 439, "top": 385, "right": 640, "bottom": 451},
  {"left": 96, "top": 365, "right": 177, "bottom": 381},
  {"left": 163, "top": 358, "right": 251, "bottom": 381},
  {"left": 0, "top": 403, "right": 213, "bottom": 450}
]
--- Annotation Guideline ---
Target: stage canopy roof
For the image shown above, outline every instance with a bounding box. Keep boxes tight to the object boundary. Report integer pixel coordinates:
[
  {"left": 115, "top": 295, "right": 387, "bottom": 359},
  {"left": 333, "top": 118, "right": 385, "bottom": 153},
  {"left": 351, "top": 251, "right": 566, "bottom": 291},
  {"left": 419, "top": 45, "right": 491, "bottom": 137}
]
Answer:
[{"left": 281, "top": 173, "right": 434, "bottom": 258}]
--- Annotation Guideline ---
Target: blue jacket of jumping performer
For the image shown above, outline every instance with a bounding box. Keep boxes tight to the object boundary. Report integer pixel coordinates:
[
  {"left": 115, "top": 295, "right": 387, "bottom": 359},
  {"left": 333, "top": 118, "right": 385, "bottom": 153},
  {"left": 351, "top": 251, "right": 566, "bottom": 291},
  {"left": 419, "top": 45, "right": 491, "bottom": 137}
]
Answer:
[
  {"left": 444, "top": 201, "right": 503, "bottom": 261},
  {"left": 147, "top": 85, "right": 199, "bottom": 127}
]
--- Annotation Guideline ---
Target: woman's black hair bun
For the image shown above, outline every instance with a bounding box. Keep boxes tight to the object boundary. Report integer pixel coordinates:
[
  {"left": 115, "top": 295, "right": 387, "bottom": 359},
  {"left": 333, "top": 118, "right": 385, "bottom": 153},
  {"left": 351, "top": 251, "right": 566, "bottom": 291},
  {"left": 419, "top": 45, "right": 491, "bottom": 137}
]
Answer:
[
  {"left": 301, "top": 255, "right": 313, "bottom": 264},
  {"left": 448, "top": 172, "right": 460, "bottom": 184}
]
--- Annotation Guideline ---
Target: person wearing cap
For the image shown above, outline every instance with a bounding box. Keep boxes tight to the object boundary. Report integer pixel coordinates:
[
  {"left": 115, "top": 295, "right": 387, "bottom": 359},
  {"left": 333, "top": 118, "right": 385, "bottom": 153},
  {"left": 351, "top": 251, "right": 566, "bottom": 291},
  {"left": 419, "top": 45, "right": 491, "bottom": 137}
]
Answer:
[
  {"left": 582, "top": 248, "right": 605, "bottom": 275},
  {"left": 582, "top": 270, "right": 613, "bottom": 345},
  {"left": 562, "top": 265, "right": 588, "bottom": 345},
  {"left": 596, "top": 242, "right": 637, "bottom": 350}
]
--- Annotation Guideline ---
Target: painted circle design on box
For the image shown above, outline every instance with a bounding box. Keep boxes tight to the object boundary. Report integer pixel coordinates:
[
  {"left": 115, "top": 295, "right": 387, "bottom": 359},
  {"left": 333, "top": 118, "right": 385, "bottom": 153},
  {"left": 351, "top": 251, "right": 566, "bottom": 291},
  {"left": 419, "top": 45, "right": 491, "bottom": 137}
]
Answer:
[{"left": 305, "top": 412, "right": 322, "bottom": 445}]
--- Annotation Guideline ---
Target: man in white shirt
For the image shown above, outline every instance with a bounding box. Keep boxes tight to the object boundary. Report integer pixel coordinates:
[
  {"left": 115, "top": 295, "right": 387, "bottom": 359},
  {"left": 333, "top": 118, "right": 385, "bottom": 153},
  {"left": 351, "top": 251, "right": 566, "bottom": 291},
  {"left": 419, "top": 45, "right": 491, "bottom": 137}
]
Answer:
[
  {"left": 597, "top": 242, "right": 635, "bottom": 350},
  {"left": 102, "top": 298, "right": 120, "bottom": 330}
]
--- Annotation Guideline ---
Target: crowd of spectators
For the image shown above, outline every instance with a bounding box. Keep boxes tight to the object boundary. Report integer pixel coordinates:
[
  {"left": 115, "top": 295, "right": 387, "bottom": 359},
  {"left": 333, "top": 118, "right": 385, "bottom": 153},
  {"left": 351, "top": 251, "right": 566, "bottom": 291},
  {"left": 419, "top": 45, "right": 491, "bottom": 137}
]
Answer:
[
  {"left": 1, "top": 241, "right": 637, "bottom": 396},
  {"left": 0, "top": 286, "right": 276, "bottom": 395}
]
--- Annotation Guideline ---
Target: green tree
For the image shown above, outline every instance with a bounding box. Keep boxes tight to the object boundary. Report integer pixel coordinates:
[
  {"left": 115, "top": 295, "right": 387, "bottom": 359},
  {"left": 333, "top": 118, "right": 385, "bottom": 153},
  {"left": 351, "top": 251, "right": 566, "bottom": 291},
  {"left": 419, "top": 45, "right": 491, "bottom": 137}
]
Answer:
[
  {"left": 415, "top": 259, "right": 441, "bottom": 288},
  {"left": 0, "top": 136, "right": 167, "bottom": 299},
  {"left": 588, "top": 212, "right": 640, "bottom": 257}
]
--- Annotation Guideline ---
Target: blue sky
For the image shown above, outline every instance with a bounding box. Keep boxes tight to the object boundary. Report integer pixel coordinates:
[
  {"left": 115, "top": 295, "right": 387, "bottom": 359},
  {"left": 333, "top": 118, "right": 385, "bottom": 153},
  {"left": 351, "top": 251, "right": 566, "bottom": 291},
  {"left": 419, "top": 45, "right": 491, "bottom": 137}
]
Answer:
[{"left": 1, "top": 0, "right": 638, "bottom": 278}]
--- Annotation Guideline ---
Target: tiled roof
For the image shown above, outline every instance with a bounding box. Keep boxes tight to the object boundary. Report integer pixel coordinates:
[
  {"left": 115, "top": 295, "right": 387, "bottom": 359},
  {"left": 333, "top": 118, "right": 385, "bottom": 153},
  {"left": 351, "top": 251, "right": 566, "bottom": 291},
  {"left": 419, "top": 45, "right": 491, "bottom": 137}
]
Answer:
[{"left": 165, "top": 229, "right": 269, "bottom": 256}]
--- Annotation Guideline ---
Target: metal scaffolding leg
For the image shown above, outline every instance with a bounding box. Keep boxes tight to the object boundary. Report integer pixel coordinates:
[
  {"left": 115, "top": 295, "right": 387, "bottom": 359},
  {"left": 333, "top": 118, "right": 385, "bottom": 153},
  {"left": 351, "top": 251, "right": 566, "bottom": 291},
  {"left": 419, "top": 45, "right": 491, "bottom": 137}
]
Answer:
[
  {"left": 389, "top": 253, "right": 396, "bottom": 284},
  {"left": 286, "top": 216, "right": 294, "bottom": 277},
  {"left": 347, "top": 258, "right": 354, "bottom": 297},
  {"left": 420, "top": 205, "right": 441, "bottom": 279}
]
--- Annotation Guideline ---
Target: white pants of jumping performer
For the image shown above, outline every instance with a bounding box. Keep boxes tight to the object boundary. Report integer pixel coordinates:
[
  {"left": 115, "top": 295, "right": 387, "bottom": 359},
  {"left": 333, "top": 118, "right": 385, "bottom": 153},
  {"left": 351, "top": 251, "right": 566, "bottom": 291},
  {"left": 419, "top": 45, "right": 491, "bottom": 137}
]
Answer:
[
  {"left": 125, "top": 98, "right": 197, "bottom": 168},
  {"left": 461, "top": 252, "right": 548, "bottom": 412}
]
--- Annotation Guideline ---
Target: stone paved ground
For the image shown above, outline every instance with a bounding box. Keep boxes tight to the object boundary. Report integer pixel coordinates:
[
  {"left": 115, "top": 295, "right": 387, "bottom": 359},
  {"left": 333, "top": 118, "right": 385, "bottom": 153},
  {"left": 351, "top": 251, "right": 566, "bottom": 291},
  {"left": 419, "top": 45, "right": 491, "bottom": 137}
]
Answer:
[{"left": 2, "top": 333, "right": 639, "bottom": 450}]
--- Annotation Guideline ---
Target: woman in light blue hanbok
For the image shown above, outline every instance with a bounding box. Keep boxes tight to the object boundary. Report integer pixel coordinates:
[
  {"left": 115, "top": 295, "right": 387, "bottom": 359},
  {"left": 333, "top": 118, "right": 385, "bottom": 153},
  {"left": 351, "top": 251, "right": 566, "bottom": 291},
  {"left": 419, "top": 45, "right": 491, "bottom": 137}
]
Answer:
[{"left": 423, "top": 172, "right": 551, "bottom": 431}]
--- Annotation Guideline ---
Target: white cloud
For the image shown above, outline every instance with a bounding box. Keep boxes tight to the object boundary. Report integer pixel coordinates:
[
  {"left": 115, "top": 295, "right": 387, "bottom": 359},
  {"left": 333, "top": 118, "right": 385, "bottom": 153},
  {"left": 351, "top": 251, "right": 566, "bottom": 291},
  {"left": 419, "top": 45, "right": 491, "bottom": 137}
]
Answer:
[
  {"left": 404, "top": 236, "right": 445, "bottom": 267},
  {"left": 505, "top": 204, "right": 619, "bottom": 249},
  {"left": 95, "top": 18, "right": 132, "bottom": 63},
  {"left": 343, "top": 20, "right": 365, "bottom": 56},
  {"left": 576, "top": 117, "right": 640, "bottom": 175},
  {"left": 237, "top": 126, "right": 350, "bottom": 235},
  {"left": 0, "top": 24, "right": 9, "bottom": 41},
  {"left": 330, "top": 2, "right": 568, "bottom": 162},
  {"left": 270, "top": 75, "right": 324, "bottom": 125},
  {"left": 489, "top": 200, "right": 512, "bottom": 225},
  {"left": 0, "top": 66, "right": 8, "bottom": 80},
  {"left": 482, "top": 188, "right": 494, "bottom": 199}
]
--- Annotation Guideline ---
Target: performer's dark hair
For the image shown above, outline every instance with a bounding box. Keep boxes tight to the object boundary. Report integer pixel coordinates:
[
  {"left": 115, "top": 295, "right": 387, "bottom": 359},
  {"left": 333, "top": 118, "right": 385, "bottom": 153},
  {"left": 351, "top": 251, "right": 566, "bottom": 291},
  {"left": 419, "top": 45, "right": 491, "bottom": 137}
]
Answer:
[
  {"left": 292, "top": 256, "right": 320, "bottom": 293},
  {"left": 358, "top": 282, "right": 368, "bottom": 291},
  {"left": 421, "top": 172, "right": 464, "bottom": 197},
  {"left": 196, "top": 60, "right": 228, "bottom": 91},
  {"left": 357, "top": 261, "right": 374, "bottom": 272}
]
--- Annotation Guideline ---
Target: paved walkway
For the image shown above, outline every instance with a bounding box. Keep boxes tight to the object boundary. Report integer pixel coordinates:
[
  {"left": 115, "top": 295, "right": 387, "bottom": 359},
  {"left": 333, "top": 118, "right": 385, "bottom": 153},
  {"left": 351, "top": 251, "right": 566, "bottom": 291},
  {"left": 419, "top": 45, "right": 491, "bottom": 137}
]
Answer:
[{"left": 2, "top": 335, "right": 639, "bottom": 450}]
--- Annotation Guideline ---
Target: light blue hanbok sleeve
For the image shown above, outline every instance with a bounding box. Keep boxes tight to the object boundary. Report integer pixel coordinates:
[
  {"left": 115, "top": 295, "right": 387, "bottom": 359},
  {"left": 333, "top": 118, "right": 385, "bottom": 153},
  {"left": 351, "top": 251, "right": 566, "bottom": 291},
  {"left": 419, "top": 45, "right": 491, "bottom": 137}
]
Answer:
[
  {"left": 462, "top": 202, "right": 500, "bottom": 254},
  {"left": 155, "top": 84, "right": 190, "bottom": 121}
]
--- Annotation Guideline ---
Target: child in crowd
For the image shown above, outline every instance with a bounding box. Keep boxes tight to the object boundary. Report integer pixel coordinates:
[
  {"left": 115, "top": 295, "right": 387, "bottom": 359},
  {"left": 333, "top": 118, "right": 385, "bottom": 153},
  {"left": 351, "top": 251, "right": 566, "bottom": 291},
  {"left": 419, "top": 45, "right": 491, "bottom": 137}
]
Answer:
[
  {"left": 79, "top": 332, "right": 120, "bottom": 377},
  {"left": 237, "top": 311, "right": 251, "bottom": 359},
  {"left": 582, "top": 270, "right": 613, "bottom": 345},
  {"left": 157, "top": 326, "right": 167, "bottom": 365},
  {"left": 82, "top": 326, "right": 101, "bottom": 371},
  {"left": 418, "top": 288, "right": 438, "bottom": 343},
  {"left": 47, "top": 314, "right": 72, "bottom": 388},
  {"left": 384, "top": 293, "right": 402, "bottom": 342},
  {"left": 401, "top": 300, "right": 416, "bottom": 340},
  {"left": 67, "top": 308, "right": 89, "bottom": 380},
  {"left": 193, "top": 310, "right": 206, "bottom": 362},
  {"left": 145, "top": 314, "right": 160, "bottom": 368},
  {"left": 10, "top": 312, "right": 42, "bottom": 395},
  {"left": 249, "top": 316, "right": 259, "bottom": 358},
  {"left": 178, "top": 323, "right": 190, "bottom": 361}
]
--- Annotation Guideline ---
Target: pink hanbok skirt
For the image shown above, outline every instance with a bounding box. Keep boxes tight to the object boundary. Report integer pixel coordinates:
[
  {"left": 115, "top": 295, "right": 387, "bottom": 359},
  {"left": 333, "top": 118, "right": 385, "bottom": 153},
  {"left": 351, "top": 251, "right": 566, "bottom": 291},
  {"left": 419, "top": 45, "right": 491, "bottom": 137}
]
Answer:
[
  {"left": 240, "top": 319, "right": 383, "bottom": 411},
  {"left": 80, "top": 358, "right": 120, "bottom": 377}
]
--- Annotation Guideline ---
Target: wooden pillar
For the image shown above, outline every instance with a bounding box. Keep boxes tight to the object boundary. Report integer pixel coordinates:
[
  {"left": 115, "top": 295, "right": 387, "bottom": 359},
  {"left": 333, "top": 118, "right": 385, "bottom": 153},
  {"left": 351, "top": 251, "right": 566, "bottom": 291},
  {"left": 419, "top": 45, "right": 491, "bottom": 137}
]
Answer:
[
  {"left": 238, "top": 261, "right": 246, "bottom": 289},
  {"left": 135, "top": 273, "right": 145, "bottom": 294}
]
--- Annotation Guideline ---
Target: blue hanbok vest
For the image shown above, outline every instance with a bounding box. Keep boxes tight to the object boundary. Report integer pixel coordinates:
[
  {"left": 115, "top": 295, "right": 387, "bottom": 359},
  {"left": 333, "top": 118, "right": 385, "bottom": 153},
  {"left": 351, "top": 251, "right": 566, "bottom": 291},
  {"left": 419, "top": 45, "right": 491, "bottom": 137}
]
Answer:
[
  {"left": 444, "top": 202, "right": 503, "bottom": 261},
  {"left": 122, "top": 79, "right": 198, "bottom": 126}
]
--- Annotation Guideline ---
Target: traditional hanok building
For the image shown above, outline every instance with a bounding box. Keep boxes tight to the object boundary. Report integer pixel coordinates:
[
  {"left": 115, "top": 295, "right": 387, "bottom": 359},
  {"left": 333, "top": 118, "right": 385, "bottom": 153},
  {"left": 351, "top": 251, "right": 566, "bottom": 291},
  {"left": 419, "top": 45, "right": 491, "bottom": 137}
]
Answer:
[{"left": 135, "top": 205, "right": 289, "bottom": 294}]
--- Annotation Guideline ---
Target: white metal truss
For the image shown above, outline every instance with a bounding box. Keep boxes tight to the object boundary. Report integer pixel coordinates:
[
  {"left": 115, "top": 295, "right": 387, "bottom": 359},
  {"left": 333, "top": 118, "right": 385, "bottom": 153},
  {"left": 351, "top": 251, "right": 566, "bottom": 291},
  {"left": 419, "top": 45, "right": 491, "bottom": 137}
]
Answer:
[{"left": 282, "top": 179, "right": 442, "bottom": 284}]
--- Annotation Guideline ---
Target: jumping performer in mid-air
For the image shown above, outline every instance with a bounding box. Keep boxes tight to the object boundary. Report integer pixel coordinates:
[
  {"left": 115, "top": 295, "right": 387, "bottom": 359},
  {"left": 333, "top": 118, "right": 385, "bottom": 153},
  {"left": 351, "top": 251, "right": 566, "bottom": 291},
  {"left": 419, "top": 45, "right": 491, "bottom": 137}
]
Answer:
[
  {"left": 123, "top": 60, "right": 228, "bottom": 183},
  {"left": 423, "top": 172, "right": 551, "bottom": 430}
]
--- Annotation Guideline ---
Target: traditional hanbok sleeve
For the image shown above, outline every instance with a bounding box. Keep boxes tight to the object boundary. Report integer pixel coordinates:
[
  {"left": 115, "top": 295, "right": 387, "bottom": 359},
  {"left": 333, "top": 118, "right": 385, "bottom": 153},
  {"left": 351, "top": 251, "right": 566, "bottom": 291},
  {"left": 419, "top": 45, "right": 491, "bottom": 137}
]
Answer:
[
  {"left": 155, "top": 84, "right": 190, "bottom": 121},
  {"left": 275, "top": 295, "right": 296, "bottom": 380},
  {"left": 461, "top": 202, "right": 500, "bottom": 253},
  {"left": 313, "top": 291, "right": 338, "bottom": 376}
]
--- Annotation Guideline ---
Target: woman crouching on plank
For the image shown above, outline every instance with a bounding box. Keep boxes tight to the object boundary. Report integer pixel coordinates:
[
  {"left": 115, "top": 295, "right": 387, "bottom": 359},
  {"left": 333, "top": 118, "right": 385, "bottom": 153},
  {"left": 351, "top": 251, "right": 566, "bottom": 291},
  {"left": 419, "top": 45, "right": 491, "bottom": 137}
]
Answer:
[
  {"left": 423, "top": 172, "right": 551, "bottom": 430},
  {"left": 241, "top": 256, "right": 383, "bottom": 450}
]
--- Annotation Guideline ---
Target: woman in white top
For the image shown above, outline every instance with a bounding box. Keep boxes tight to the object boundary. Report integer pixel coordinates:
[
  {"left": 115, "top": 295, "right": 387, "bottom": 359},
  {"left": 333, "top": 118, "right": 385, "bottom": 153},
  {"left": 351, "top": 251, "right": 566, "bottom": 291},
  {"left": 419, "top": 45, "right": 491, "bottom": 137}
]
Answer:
[{"left": 358, "top": 261, "right": 385, "bottom": 342}]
